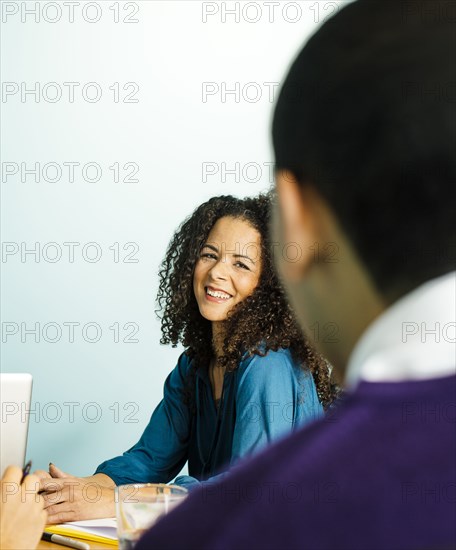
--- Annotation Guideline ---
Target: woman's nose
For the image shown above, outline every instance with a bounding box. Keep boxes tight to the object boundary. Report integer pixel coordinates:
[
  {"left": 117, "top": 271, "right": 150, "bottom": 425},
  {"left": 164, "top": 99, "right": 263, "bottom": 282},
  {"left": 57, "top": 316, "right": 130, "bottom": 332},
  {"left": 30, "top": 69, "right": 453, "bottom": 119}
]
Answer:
[{"left": 208, "top": 258, "right": 228, "bottom": 280}]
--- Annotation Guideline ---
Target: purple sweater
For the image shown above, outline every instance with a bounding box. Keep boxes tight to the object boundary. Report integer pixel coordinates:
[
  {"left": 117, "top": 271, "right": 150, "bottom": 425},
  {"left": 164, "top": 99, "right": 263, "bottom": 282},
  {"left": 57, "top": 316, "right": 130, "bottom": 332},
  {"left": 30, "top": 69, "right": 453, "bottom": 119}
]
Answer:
[{"left": 136, "top": 374, "right": 456, "bottom": 550}]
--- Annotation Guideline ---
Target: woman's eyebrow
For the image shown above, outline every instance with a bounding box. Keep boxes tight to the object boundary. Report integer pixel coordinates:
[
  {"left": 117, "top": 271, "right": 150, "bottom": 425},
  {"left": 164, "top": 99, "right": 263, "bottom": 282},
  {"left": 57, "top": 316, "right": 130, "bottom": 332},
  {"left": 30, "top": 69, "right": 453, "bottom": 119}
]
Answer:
[
  {"left": 233, "top": 253, "right": 256, "bottom": 265},
  {"left": 201, "top": 243, "right": 218, "bottom": 252},
  {"left": 202, "top": 243, "right": 257, "bottom": 265}
]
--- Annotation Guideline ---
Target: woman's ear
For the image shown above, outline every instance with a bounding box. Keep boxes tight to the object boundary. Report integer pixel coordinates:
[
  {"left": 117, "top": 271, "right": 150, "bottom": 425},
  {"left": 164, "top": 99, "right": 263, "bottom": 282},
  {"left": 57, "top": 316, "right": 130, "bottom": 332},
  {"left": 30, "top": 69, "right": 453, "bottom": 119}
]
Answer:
[{"left": 273, "top": 170, "right": 320, "bottom": 282}]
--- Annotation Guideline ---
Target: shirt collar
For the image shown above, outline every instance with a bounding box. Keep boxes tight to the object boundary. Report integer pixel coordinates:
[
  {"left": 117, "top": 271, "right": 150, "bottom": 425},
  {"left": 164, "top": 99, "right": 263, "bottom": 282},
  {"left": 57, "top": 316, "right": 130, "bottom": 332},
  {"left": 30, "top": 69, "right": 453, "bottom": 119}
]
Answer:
[{"left": 346, "top": 271, "right": 456, "bottom": 387}]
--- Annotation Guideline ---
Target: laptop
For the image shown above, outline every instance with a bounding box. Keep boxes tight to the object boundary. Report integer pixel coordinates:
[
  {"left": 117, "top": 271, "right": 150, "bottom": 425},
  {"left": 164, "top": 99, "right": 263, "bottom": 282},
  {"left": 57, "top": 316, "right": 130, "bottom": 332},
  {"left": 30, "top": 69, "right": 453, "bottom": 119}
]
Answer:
[{"left": 0, "top": 373, "right": 33, "bottom": 477}]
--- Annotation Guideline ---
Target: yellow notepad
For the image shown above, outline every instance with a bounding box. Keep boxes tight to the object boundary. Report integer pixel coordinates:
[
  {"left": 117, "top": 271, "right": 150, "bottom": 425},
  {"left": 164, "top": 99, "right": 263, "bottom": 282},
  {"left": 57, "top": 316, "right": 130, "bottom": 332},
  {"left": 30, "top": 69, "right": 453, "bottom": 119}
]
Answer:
[{"left": 46, "top": 518, "right": 118, "bottom": 547}]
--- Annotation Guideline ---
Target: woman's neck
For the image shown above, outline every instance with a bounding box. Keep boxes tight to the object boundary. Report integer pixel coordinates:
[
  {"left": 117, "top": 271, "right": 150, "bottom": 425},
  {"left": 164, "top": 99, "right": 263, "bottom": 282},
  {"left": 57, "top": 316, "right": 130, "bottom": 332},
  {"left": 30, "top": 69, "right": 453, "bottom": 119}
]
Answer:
[{"left": 211, "top": 322, "right": 225, "bottom": 359}]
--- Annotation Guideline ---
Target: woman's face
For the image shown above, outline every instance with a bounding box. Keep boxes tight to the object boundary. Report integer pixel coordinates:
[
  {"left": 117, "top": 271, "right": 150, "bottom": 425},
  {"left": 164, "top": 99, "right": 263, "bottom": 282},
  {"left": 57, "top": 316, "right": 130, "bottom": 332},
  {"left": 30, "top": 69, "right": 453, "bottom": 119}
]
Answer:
[{"left": 193, "top": 216, "right": 262, "bottom": 322}]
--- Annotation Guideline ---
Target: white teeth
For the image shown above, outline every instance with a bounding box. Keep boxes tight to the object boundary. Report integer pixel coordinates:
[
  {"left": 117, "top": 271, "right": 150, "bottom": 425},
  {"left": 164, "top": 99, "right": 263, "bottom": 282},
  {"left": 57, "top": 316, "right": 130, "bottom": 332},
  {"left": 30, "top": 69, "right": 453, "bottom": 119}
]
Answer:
[{"left": 206, "top": 288, "right": 231, "bottom": 300}]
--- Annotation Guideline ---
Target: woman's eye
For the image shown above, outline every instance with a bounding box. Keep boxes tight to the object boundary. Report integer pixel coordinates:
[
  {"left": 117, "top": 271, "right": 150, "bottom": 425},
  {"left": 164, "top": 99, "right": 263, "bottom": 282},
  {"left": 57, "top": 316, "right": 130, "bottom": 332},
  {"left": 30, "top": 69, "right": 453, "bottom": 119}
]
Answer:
[
  {"left": 201, "top": 253, "right": 216, "bottom": 260},
  {"left": 235, "top": 261, "right": 249, "bottom": 270}
]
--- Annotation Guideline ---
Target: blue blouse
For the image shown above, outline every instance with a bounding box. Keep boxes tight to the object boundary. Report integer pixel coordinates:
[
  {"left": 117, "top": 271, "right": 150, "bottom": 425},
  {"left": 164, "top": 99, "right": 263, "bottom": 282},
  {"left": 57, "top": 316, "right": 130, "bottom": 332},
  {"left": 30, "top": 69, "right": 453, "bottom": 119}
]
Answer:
[{"left": 95, "top": 348, "right": 323, "bottom": 488}]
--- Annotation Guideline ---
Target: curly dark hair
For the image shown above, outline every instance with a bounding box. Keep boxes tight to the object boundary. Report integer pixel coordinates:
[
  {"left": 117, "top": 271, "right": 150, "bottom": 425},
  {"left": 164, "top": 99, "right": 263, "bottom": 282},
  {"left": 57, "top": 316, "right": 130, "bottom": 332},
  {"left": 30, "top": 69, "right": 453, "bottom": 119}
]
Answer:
[{"left": 156, "top": 192, "right": 336, "bottom": 409}]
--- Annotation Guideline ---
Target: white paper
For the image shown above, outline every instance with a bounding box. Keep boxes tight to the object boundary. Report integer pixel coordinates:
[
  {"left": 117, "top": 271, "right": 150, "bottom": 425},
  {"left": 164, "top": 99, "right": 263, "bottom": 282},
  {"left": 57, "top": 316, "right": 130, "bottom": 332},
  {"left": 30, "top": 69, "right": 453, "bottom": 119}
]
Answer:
[{"left": 59, "top": 518, "right": 118, "bottom": 540}]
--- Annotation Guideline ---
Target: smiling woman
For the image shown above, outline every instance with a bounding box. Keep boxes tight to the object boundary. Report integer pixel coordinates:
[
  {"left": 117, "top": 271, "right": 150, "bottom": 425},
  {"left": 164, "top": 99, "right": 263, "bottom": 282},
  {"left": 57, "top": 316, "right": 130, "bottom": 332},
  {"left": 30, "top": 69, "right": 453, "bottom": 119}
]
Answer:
[
  {"left": 194, "top": 217, "right": 262, "bottom": 320},
  {"left": 37, "top": 193, "right": 337, "bottom": 523}
]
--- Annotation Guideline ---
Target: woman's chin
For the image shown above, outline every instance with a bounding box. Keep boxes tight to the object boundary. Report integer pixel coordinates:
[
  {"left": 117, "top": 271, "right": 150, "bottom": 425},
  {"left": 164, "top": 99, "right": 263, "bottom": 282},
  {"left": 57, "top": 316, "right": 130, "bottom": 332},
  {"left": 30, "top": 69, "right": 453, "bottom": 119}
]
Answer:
[
  {"left": 198, "top": 307, "right": 228, "bottom": 322},
  {"left": 201, "top": 314, "right": 227, "bottom": 322}
]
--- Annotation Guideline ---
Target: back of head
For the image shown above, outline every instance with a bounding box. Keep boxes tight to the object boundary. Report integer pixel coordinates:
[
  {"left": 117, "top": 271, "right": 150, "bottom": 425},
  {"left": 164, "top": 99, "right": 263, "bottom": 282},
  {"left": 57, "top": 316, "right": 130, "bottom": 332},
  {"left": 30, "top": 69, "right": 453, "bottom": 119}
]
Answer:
[{"left": 273, "top": 0, "right": 455, "bottom": 298}]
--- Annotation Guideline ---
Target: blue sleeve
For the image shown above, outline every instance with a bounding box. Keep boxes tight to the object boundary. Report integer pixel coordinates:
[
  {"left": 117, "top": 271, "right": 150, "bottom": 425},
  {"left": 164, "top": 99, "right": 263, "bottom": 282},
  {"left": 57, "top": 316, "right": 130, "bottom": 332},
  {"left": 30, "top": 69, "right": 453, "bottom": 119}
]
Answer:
[
  {"left": 94, "top": 353, "right": 192, "bottom": 485},
  {"left": 174, "top": 351, "right": 323, "bottom": 491},
  {"left": 231, "top": 350, "right": 323, "bottom": 463}
]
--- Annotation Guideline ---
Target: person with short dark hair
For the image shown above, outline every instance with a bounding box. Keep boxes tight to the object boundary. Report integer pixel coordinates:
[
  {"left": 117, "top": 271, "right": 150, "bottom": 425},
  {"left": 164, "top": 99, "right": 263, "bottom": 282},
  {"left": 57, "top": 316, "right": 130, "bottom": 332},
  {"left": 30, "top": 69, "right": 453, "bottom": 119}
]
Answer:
[{"left": 136, "top": 1, "right": 455, "bottom": 548}]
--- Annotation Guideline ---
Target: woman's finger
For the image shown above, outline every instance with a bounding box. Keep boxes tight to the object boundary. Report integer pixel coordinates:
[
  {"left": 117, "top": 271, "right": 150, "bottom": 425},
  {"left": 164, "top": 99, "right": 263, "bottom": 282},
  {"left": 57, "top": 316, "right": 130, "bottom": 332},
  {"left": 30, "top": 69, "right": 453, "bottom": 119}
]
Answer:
[
  {"left": 42, "top": 490, "right": 67, "bottom": 508},
  {"left": 33, "top": 469, "right": 52, "bottom": 481},
  {"left": 39, "top": 477, "right": 69, "bottom": 493},
  {"left": 49, "top": 464, "right": 69, "bottom": 478},
  {"left": 46, "top": 508, "right": 77, "bottom": 525}
]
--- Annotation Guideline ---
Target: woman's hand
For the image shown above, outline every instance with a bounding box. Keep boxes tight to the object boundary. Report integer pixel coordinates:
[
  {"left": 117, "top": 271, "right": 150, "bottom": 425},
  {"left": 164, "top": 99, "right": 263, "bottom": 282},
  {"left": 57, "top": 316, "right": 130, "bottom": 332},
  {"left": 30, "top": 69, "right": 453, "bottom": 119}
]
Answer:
[
  {"left": 37, "top": 464, "right": 116, "bottom": 524},
  {"left": 0, "top": 465, "right": 47, "bottom": 550}
]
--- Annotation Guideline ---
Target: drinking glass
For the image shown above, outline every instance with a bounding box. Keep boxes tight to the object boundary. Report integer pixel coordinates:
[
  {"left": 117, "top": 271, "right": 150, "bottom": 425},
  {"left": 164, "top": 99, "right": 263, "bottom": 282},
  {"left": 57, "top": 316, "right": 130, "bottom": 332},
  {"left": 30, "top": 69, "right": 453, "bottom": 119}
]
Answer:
[{"left": 115, "top": 483, "right": 188, "bottom": 549}]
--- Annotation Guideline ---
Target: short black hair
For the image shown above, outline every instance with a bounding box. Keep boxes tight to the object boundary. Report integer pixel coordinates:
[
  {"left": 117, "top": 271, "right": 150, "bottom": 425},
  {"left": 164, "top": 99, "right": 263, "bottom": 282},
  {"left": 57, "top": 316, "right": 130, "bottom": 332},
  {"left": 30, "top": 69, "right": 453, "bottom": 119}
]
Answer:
[{"left": 273, "top": 0, "right": 455, "bottom": 297}]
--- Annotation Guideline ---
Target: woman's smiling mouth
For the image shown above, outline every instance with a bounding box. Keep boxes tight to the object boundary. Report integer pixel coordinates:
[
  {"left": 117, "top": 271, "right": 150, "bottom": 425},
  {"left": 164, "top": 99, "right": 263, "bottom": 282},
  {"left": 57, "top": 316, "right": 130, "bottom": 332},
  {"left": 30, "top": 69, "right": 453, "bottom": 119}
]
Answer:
[{"left": 205, "top": 286, "right": 232, "bottom": 302}]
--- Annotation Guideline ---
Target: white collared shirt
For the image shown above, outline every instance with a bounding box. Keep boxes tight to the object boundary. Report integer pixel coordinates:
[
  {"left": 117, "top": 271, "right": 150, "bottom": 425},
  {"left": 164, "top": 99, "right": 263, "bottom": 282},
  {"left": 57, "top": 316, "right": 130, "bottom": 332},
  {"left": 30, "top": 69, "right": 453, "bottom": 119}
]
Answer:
[{"left": 346, "top": 271, "right": 456, "bottom": 387}]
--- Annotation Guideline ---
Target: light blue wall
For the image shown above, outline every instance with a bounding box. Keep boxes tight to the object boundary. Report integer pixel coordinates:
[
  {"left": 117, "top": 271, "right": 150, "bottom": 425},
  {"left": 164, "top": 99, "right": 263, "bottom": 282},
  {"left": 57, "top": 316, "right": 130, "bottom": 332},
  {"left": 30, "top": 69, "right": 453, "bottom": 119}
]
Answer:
[{"left": 1, "top": 1, "right": 347, "bottom": 476}]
